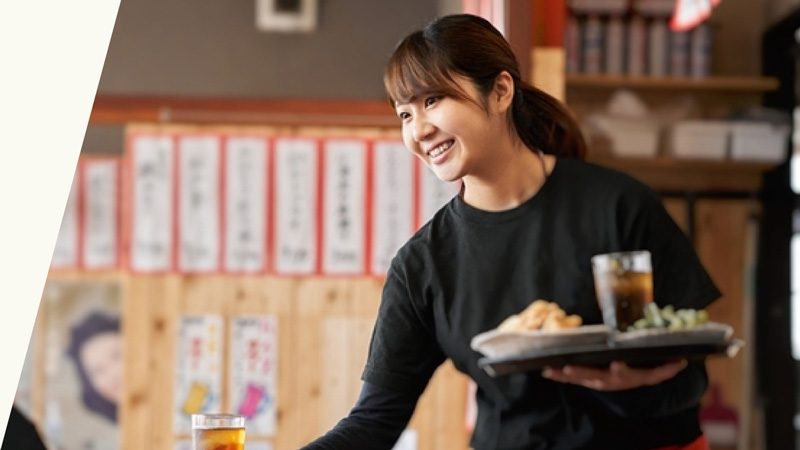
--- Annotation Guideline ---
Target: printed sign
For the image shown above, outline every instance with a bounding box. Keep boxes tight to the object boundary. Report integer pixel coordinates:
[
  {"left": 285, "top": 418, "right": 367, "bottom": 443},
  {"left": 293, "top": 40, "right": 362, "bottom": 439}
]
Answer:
[
  {"left": 82, "top": 159, "right": 119, "bottom": 269},
  {"left": 229, "top": 316, "right": 278, "bottom": 436},
  {"left": 322, "top": 139, "right": 367, "bottom": 274},
  {"left": 224, "top": 136, "right": 268, "bottom": 273},
  {"left": 51, "top": 171, "right": 80, "bottom": 268},
  {"left": 274, "top": 138, "right": 318, "bottom": 274},
  {"left": 178, "top": 135, "right": 221, "bottom": 272},
  {"left": 174, "top": 315, "right": 224, "bottom": 434},
  {"left": 371, "top": 141, "right": 415, "bottom": 275},
  {"left": 131, "top": 135, "right": 174, "bottom": 272}
]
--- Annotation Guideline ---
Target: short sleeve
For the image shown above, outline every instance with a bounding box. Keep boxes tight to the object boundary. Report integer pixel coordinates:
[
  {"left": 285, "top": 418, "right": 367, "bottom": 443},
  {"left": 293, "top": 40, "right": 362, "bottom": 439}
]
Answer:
[
  {"left": 618, "top": 184, "right": 722, "bottom": 310},
  {"left": 362, "top": 260, "right": 446, "bottom": 396}
]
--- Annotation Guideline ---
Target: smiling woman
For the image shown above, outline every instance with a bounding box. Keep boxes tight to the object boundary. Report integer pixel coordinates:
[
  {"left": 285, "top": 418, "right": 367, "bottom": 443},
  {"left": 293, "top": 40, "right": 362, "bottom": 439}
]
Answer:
[{"left": 298, "top": 14, "right": 720, "bottom": 450}]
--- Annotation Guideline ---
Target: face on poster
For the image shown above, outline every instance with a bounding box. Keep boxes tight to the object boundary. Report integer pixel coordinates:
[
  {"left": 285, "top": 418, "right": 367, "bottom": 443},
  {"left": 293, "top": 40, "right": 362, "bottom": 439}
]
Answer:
[{"left": 39, "top": 281, "right": 122, "bottom": 450}]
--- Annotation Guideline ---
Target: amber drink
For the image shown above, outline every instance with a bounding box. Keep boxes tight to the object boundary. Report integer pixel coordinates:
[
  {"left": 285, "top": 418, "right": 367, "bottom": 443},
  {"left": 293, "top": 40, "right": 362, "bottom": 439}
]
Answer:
[
  {"left": 192, "top": 414, "right": 245, "bottom": 450},
  {"left": 591, "top": 251, "right": 654, "bottom": 331}
]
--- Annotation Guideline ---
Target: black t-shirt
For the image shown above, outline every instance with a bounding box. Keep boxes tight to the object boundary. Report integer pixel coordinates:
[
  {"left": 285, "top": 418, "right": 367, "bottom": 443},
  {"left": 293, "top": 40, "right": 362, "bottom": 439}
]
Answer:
[
  {"left": 362, "top": 158, "right": 721, "bottom": 450},
  {"left": 2, "top": 406, "right": 48, "bottom": 450}
]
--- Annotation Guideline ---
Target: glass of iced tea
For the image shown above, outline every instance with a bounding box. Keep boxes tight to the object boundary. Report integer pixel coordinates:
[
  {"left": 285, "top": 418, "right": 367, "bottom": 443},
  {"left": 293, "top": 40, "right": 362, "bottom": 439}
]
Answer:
[
  {"left": 591, "top": 250, "right": 654, "bottom": 332},
  {"left": 192, "top": 414, "right": 245, "bottom": 450}
]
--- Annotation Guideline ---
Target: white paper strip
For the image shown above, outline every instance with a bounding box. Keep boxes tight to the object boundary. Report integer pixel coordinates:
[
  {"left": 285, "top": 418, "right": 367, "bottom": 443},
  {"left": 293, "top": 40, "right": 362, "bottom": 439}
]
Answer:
[
  {"left": 131, "top": 135, "right": 174, "bottom": 272},
  {"left": 391, "top": 430, "right": 419, "bottom": 450},
  {"left": 274, "top": 138, "right": 318, "bottom": 274},
  {"left": 229, "top": 316, "right": 278, "bottom": 436},
  {"left": 174, "top": 315, "right": 224, "bottom": 434},
  {"left": 82, "top": 160, "right": 119, "bottom": 269},
  {"left": 178, "top": 136, "right": 221, "bottom": 272},
  {"left": 50, "top": 171, "right": 79, "bottom": 268},
  {"left": 225, "top": 137, "right": 268, "bottom": 273},
  {"left": 322, "top": 139, "right": 366, "bottom": 275},
  {"left": 371, "top": 141, "right": 414, "bottom": 275},
  {"left": 418, "top": 162, "right": 461, "bottom": 227}
]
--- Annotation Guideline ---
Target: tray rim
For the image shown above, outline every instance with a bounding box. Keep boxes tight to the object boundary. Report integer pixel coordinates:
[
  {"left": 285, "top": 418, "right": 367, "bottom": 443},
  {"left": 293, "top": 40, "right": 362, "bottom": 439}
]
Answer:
[{"left": 478, "top": 338, "right": 743, "bottom": 377}]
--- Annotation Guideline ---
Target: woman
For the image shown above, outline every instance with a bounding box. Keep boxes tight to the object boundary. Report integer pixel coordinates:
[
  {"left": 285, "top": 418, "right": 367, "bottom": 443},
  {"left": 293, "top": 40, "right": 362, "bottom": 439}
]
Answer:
[
  {"left": 301, "top": 14, "right": 718, "bottom": 450},
  {"left": 67, "top": 312, "right": 123, "bottom": 423}
]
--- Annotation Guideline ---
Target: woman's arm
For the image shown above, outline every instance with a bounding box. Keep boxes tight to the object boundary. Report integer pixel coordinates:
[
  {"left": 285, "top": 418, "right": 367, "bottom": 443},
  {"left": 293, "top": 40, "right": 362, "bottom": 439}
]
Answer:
[{"left": 299, "top": 381, "right": 419, "bottom": 450}]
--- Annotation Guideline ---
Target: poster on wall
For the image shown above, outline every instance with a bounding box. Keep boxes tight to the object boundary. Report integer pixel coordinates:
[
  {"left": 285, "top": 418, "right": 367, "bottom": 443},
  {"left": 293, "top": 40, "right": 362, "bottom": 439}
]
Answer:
[
  {"left": 40, "top": 281, "right": 122, "bottom": 450},
  {"left": 51, "top": 171, "right": 80, "bottom": 269},
  {"left": 229, "top": 316, "right": 278, "bottom": 436},
  {"left": 322, "top": 139, "right": 367, "bottom": 275},
  {"left": 418, "top": 161, "right": 461, "bottom": 228},
  {"left": 174, "top": 315, "right": 224, "bottom": 434},
  {"left": 178, "top": 135, "right": 221, "bottom": 273},
  {"left": 273, "top": 137, "right": 318, "bottom": 274},
  {"left": 82, "top": 159, "right": 120, "bottom": 269},
  {"left": 224, "top": 136, "right": 268, "bottom": 273},
  {"left": 131, "top": 135, "right": 174, "bottom": 272},
  {"left": 371, "top": 141, "right": 415, "bottom": 275}
]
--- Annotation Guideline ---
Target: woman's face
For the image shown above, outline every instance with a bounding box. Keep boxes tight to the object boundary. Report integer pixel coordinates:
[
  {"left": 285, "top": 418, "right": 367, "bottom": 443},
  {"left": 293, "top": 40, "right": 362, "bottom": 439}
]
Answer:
[
  {"left": 79, "top": 331, "right": 123, "bottom": 404},
  {"left": 395, "top": 76, "right": 504, "bottom": 182}
]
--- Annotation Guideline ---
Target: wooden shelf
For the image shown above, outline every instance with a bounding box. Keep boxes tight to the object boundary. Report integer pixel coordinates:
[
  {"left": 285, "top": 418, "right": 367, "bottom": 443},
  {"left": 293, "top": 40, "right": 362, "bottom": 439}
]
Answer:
[
  {"left": 567, "top": 75, "right": 780, "bottom": 92},
  {"left": 586, "top": 155, "right": 778, "bottom": 193},
  {"left": 89, "top": 95, "right": 399, "bottom": 128}
]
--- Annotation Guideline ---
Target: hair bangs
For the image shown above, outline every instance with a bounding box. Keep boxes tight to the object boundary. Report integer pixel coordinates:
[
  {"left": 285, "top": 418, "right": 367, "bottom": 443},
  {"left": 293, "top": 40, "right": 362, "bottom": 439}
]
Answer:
[{"left": 384, "top": 32, "right": 467, "bottom": 106}]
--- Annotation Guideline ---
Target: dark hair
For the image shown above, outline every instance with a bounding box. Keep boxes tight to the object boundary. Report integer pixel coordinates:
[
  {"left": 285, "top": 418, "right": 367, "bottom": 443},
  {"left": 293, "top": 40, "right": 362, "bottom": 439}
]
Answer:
[
  {"left": 66, "top": 312, "right": 120, "bottom": 423},
  {"left": 384, "top": 14, "right": 586, "bottom": 159}
]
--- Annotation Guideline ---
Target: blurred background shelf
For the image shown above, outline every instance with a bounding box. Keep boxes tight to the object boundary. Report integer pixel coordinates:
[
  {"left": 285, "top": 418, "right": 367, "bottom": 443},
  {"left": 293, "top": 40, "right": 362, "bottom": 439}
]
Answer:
[
  {"left": 586, "top": 155, "right": 778, "bottom": 193},
  {"left": 567, "top": 75, "right": 780, "bottom": 92}
]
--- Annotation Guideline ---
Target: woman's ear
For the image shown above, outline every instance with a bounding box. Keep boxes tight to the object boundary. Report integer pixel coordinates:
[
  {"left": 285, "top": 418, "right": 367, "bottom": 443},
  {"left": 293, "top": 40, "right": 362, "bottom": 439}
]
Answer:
[{"left": 492, "top": 71, "right": 515, "bottom": 114}]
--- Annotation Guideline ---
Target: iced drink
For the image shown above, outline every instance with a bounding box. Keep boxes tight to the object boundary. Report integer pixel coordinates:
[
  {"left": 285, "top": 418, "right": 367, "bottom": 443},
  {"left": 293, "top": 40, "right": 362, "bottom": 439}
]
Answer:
[
  {"left": 591, "top": 251, "right": 654, "bottom": 331},
  {"left": 192, "top": 414, "right": 245, "bottom": 450}
]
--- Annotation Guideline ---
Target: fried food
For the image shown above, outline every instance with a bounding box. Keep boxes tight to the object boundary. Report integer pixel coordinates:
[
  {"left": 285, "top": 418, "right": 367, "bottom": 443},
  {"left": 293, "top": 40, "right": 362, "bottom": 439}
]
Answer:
[{"left": 498, "top": 299, "right": 583, "bottom": 332}]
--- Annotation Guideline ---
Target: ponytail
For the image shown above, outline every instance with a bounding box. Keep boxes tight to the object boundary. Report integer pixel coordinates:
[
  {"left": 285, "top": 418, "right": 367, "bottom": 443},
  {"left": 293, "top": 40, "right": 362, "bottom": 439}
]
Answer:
[{"left": 511, "top": 81, "right": 586, "bottom": 160}]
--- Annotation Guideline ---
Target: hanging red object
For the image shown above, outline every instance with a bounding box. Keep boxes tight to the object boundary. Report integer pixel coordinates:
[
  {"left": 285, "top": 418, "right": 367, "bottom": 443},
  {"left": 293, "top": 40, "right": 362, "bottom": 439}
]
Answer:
[{"left": 671, "top": 0, "right": 721, "bottom": 31}]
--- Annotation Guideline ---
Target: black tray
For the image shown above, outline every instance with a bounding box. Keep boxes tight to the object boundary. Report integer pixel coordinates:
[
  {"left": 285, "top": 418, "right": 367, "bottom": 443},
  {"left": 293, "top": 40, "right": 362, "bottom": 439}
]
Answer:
[{"left": 478, "top": 339, "right": 743, "bottom": 377}]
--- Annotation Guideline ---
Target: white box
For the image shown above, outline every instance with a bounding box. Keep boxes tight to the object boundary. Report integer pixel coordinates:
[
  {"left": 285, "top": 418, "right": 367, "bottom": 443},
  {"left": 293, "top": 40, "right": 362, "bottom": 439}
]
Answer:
[
  {"left": 668, "top": 121, "right": 730, "bottom": 160},
  {"left": 598, "top": 117, "right": 661, "bottom": 158},
  {"left": 730, "top": 122, "right": 790, "bottom": 162}
]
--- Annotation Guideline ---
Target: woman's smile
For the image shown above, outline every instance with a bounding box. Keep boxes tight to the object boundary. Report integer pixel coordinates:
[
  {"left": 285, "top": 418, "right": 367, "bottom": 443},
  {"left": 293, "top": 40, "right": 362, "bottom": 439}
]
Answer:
[{"left": 427, "top": 139, "right": 455, "bottom": 163}]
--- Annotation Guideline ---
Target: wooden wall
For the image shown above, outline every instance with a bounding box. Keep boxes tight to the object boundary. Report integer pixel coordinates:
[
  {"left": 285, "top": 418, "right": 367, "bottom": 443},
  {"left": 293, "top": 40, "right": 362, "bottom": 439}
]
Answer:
[{"left": 28, "top": 120, "right": 763, "bottom": 450}]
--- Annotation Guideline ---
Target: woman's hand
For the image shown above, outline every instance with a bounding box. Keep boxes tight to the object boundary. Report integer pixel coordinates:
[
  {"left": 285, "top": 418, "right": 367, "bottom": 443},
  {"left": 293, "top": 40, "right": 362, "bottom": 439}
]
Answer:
[{"left": 541, "top": 360, "right": 687, "bottom": 391}]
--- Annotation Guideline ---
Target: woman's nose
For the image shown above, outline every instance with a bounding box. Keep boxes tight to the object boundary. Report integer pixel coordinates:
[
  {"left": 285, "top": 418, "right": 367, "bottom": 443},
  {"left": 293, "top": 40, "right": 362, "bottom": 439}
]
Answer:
[{"left": 412, "top": 117, "right": 435, "bottom": 142}]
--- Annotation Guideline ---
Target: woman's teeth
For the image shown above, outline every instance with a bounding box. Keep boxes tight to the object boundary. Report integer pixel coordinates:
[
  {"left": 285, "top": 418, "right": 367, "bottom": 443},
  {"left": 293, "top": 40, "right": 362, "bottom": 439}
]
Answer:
[{"left": 429, "top": 140, "right": 453, "bottom": 158}]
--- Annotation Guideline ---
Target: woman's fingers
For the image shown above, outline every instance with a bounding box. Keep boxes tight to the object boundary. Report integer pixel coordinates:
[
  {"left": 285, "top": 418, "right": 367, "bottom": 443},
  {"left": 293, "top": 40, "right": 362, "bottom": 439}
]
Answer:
[{"left": 542, "top": 359, "right": 688, "bottom": 391}]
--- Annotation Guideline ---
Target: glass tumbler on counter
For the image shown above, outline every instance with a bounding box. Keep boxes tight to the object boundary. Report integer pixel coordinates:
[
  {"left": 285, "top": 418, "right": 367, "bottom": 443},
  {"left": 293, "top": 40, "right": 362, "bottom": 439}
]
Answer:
[
  {"left": 591, "top": 250, "right": 654, "bottom": 332},
  {"left": 192, "top": 414, "right": 246, "bottom": 450}
]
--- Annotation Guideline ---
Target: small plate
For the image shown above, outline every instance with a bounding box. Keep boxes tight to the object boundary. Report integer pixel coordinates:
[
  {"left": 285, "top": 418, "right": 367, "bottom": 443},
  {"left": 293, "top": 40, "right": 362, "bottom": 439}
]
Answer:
[
  {"left": 612, "top": 322, "right": 733, "bottom": 347},
  {"left": 470, "top": 324, "right": 612, "bottom": 359}
]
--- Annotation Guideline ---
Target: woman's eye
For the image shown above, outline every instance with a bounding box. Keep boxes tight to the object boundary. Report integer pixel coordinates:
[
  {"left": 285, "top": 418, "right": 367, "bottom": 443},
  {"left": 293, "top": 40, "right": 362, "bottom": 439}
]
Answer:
[
  {"left": 398, "top": 112, "right": 410, "bottom": 120},
  {"left": 424, "top": 96, "right": 439, "bottom": 107}
]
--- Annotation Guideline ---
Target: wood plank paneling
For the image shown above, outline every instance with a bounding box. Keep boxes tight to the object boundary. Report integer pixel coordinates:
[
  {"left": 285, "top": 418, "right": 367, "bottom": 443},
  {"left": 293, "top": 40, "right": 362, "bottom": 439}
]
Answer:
[{"left": 117, "top": 276, "right": 471, "bottom": 450}]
